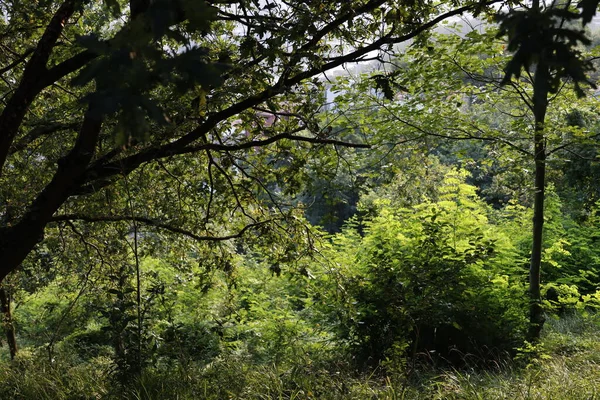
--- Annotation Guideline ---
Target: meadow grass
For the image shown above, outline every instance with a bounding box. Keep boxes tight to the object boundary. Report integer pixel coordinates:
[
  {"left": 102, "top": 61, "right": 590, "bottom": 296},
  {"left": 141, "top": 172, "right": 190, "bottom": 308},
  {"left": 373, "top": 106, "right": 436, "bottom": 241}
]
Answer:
[{"left": 0, "top": 314, "right": 598, "bottom": 399}]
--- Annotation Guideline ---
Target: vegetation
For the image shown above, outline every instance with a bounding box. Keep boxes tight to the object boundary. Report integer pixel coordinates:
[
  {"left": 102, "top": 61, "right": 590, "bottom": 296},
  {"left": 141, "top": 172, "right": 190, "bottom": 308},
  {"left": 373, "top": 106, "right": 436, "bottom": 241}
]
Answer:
[{"left": 2, "top": 0, "right": 600, "bottom": 398}]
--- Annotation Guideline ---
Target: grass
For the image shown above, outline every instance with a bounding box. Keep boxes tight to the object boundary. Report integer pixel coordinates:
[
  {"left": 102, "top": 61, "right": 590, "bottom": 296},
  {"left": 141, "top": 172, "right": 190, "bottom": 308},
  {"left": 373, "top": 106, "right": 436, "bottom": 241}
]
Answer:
[
  {"left": 0, "top": 314, "right": 598, "bottom": 399},
  {"left": 419, "top": 314, "right": 600, "bottom": 400}
]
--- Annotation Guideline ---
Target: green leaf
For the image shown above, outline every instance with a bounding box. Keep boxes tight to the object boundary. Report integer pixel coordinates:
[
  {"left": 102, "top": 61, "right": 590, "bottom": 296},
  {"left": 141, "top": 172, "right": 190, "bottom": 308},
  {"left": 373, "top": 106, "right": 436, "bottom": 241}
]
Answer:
[{"left": 104, "top": 0, "right": 121, "bottom": 18}]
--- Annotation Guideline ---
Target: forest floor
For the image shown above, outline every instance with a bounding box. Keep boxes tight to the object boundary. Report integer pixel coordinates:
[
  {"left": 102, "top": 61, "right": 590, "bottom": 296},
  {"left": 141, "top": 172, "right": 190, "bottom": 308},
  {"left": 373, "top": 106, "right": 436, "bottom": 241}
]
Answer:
[
  {"left": 0, "top": 314, "right": 598, "bottom": 399},
  {"left": 402, "top": 315, "right": 600, "bottom": 399}
]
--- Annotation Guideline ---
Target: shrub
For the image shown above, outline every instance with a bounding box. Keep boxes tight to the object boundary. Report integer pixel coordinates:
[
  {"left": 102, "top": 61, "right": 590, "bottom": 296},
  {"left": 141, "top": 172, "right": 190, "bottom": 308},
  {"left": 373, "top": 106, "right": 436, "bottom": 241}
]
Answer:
[{"left": 328, "top": 171, "right": 528, "bottom": 366}]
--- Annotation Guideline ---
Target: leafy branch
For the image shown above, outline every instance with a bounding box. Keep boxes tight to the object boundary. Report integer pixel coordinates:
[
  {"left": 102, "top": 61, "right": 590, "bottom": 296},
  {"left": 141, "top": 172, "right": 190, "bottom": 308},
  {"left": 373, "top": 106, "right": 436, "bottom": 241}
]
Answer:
[{"left": 50, "top": 214, "right": 274, "bottom": 242}]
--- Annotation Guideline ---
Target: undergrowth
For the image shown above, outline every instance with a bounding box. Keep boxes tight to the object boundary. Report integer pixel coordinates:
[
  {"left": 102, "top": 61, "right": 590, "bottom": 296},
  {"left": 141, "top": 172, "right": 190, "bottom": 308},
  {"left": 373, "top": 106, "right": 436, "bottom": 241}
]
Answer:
[{"left": 0, "top": 314, "right": 598, "bottom": 399}]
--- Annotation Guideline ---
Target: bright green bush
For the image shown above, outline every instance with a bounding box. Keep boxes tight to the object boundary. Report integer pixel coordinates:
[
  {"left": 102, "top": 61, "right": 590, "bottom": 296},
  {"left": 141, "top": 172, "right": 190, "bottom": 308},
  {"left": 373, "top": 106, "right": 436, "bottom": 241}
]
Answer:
[{"left": 327, "top": 170, "right": 528, "bottom": 366}]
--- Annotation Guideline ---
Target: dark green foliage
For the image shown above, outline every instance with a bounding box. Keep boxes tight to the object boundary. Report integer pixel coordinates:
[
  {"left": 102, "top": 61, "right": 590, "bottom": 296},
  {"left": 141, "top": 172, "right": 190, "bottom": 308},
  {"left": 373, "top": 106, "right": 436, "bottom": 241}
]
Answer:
[
  {"left": 65, "top": 328, "right": 112, "bottom": 359},
  {"left": 579, "top": 0, "right": 600, "bottom": 25},
  {"left": 496, "top": 7, "right": 596, "bottom": 96},
  {"left": 72, "top": 0, "right": 227, "bottom": 144},
  {"left": 158, "top": 321, "right": 221, "bottom": 364},
  {"left": 101, "top": 265, "right": 146, "bottom": 383},
  {"left": 5, "top": 1, "right": 600, "bottom": 396},
  {"left": 370, "top": 71, "right": 408, "bottom": 101},
  {"left": 301, "top": 174, "right": 361, "bottom": 233}
]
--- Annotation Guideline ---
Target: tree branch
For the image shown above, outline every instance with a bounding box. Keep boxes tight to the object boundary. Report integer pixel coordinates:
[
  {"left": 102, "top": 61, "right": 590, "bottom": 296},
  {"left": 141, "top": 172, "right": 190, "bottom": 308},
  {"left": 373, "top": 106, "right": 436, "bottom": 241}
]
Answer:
[
  {"left": 0, "top": 48, "right": 35, "bottom": 76},
  {"left": 9, "top": 122, "right": 80, "bottom": 155},
  {"left": 69, "top": 0, "right": 497, "bottom": 197},
  {"left": 75, "top": 132, "right": 370, "bottom": 195},
  {"left": 50, "top": 214, "right": 272, "bottom": 242},
  {"left": 0, "top": 0, "right": 80, "bottom": 174},
  {"left": 42, "top": 50, "right": 97, "bottom": 88},
  {"left": 547, "top": 132, "right": 600, "bottom": 156},
  {"left": 0, "top": 108, "right": 102, "bottom": 281}
]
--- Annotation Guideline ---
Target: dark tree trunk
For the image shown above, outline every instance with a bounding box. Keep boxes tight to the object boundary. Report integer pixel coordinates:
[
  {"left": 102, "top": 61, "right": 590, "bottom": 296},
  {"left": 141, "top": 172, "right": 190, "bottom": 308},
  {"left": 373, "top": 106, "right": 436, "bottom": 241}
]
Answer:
[
  {"left": 0, "top": 287, "right": 17, "bottom": 359},
  {"left": 0, "top": 112, "right": 102, "bottom": 282},
  {"left": 529, "top": 51, "right": 550, "bottom": 342},
  {"left": 529, "top": 133, "right": 546, "bottom": 341},
  {"left": 130, "top": 0, "right": 150, "bottom": 19},
  {"left": 0, "top": 0, "right": 78, "bottom": 175}
]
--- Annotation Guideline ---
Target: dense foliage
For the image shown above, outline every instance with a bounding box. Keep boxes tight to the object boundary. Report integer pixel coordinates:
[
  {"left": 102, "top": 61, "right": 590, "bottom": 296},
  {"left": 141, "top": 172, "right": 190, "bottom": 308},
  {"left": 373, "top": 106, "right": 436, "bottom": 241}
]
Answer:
[
  {"left": 328, "top": 171, "right": 528, "bottom": 366},
  {"left": 2, "top": 0, "right": 600, "bottom": 398}
]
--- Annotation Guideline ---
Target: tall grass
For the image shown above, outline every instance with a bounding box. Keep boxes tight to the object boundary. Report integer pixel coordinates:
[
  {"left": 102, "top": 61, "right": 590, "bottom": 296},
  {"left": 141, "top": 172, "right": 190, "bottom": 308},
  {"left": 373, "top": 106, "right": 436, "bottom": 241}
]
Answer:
[{"left": 0, "top": 314, "right": 598, "bottom": 399}]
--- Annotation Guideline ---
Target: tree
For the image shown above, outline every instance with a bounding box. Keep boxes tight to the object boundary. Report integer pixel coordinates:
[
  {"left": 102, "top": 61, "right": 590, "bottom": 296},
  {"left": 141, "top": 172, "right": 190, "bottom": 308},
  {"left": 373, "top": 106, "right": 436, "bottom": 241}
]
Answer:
[
  {"left": 0, "top": 0, "right": 502, "bottom": 290},
  {"left": 496, "top": 1, "right": 598, "bottom": 340},
  {"left": 325, "top": 2, "right": 600, "bottom": 341}
]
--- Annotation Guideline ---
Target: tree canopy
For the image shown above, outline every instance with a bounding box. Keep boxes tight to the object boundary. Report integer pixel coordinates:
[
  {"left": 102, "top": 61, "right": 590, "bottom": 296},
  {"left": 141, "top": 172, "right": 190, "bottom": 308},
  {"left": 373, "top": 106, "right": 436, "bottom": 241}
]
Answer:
[
  {"left": 3, "top": 0, "right": 600, "bottom": 386},
  {"left": 0, "top": 0, "right": 509, "bottom": 283}
]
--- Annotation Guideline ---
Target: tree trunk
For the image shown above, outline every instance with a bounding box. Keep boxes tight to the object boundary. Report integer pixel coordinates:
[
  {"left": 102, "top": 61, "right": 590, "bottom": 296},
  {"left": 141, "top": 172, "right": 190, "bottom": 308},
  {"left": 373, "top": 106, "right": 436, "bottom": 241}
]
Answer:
[
  {"left": 0, "top": 287, "right": 17, "bottom": 359},
  {"left": 529, "top": 52, "right": 550, "bottom": 342},
  {"left": 130, "top": 0, "right": 150, "bottom": 19},
  {"left": 0, "top": 111, "right": 103, "bottom": 282},
  {"left": 0, "top": 0, "right": 79, "bottom": 176},
  {"left": 529, "top": 136, "right": 546, "bottom": 341}
]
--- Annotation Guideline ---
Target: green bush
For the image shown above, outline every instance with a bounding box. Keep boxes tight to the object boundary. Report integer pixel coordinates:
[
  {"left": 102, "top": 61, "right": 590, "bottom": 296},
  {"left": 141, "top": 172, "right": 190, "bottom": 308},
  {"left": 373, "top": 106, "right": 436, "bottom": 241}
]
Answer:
[
  {"left": 327, "top": 170, "right": 528, "bottom": 366},
  {"left": 157, "top": 321, "right": 221, "bottom": 365}
]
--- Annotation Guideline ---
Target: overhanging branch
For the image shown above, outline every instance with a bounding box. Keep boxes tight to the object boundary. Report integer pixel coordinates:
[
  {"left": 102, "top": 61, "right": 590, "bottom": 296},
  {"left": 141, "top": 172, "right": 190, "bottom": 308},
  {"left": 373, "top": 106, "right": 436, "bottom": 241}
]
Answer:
[
  {"left": 10, "top": 122, "right": 80, "bottom": 155},
  {"left": 75, "top": 132, "right": 370, "bottom": 195},
  {"left": 0, "top": 48, "right": 35, "bottom": 76},
  {"left": 67, "top": 0, "right": 498, "bottom": 196},
  {"left": 0, "top": 0, "right": 79, "bottom": 174},
  {"left": 50, "top": 214, "right": 273, "bottom": 242}
]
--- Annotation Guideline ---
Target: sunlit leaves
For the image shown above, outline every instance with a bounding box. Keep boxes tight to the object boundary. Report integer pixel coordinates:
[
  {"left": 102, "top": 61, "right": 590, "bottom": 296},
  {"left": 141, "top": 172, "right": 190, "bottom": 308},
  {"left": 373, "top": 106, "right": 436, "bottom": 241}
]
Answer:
[{"left": 325, "top": 170, "right": 528, "bottom": 364}]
